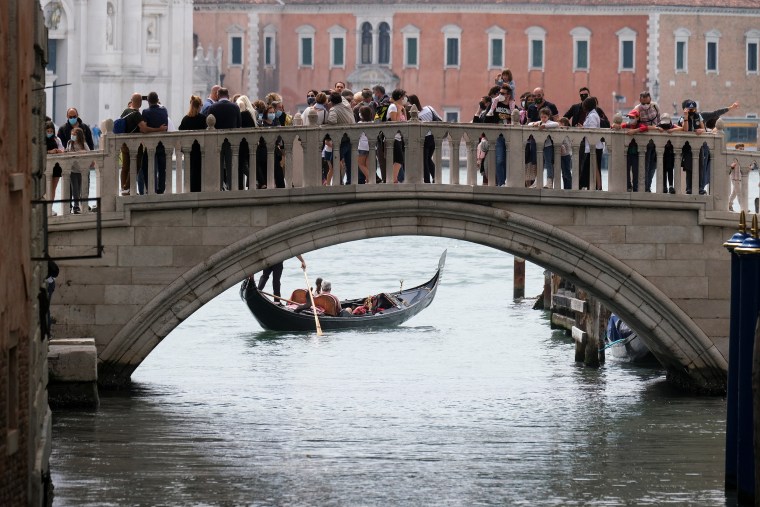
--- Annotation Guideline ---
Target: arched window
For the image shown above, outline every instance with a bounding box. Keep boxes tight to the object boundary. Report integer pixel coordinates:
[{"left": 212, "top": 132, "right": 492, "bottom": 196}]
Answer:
[
  {"left": 378, "top": 22, "right": 390, "bottom": 65},
  {"left": 361, "top": 22, "right": 373, "bottom": 64}
]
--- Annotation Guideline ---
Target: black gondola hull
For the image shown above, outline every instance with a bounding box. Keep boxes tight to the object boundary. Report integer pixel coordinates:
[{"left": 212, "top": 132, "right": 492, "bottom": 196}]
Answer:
[{"left": 241, "top": 251, "right": 446, "bottom": 332}]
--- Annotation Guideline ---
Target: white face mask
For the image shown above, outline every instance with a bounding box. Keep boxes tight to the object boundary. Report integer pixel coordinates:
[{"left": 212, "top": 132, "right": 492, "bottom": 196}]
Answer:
[
  {"left": 403, "top": 97, "right": 408, "bottom": 105},
  {"left": 71, "top": 134, "right": 78, "bottom": 141}
]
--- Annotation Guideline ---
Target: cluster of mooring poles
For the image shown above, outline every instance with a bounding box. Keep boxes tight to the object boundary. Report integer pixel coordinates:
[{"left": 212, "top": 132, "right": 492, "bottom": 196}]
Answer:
[{"left": 723, "top": 211, "right": 760, "bottom": 505}]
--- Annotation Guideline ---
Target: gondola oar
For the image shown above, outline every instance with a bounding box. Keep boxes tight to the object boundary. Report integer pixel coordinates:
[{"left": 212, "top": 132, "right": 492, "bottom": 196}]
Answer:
[{"left": 302, "top": 268, "right": 323, "bottom": 336}]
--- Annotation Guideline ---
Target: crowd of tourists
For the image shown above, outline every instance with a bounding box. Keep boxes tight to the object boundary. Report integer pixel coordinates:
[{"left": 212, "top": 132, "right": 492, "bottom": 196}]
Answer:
[{"left": 46, "top": 72, "right": 756, "bottom": 214}]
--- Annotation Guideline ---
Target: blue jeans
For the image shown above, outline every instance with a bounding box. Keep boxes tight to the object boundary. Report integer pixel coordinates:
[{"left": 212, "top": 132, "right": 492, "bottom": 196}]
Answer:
[
  {"left": 543, "top": 144, "right": 555, "bottom": 179},
  {"left": 626, "top": 151, "right": 639, "bottom": 191},
  {"left": 495, "top": 135, "right": 506, "bottom": 186},
  {"left": 137, "top": 144, "right": 166, "bottom": 194},
  {"left": 340, "top": 136, "right": 352, "bottom": 184},
  {"left": 561, "top": 155, "right": 572, "bottom": 189}
]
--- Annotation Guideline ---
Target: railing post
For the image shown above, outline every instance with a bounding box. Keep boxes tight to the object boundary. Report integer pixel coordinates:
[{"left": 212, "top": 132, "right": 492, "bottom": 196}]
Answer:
[
  {"left": 367, "top": 135, "right": 377, "bottom": 186},
  {"left": 202, "top": 131, "right": 220, "bottom": 192},
  {"left": 404, "top": 123, "right": 422, "bottom": 184},
  {"left": 506, "top": 129, "right": 523, "bottom": 188},
  {"left": 101, "top": 134, "right": 117, "bottom": 212},
  {"left": 607, "top": 131, "right": 626, "bottom": 192},
  {"left": 434, "top": 135, "right": 443, "bottom": 185}
]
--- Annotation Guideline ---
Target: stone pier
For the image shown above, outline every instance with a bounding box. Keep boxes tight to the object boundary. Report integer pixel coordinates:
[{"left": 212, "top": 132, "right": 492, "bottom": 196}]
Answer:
[{"left": 47, "top": 338, "right": 99, "bottom": 409}]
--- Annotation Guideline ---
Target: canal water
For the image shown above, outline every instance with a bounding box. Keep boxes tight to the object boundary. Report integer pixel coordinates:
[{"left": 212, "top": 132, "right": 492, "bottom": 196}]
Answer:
[{"left": 50, "top": 237, "right": 730, "bottom": 506}]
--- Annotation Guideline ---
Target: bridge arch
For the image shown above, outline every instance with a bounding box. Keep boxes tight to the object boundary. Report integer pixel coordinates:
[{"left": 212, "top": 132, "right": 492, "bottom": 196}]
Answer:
[{"left": 99, "top": 200, "right": 727, "bottom": 392}]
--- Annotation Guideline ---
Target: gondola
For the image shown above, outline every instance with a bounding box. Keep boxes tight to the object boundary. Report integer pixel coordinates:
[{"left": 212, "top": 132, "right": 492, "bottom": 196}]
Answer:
[
  {"left": 604, "top": 314, "right": 655, "bottom": 363},
  {"left": 240, "top": 251, "right": 446, "bottom": 332}
]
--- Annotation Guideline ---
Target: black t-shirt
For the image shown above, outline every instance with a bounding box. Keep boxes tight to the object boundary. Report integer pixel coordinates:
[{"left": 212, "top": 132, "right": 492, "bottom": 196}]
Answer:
[
  {"left": 120, "top": 108, "right": 142, "bottom": 133},
  {"left": 179, "top": 113, "right": 208, "bottom": 131}
]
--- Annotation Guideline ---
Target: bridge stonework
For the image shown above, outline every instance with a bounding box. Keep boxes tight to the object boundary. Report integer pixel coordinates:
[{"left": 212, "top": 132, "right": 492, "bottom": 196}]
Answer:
[{"left": 46, "top": 123, "right": 744, "bottom": 392}]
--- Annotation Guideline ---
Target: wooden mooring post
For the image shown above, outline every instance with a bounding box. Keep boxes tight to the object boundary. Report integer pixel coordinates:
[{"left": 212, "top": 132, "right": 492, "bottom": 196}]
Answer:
[{"left": 514, "top": 257, "right": 525, "bottom": 299}]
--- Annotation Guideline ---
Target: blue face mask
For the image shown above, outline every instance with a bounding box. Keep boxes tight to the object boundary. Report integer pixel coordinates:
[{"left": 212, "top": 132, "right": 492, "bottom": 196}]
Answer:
[
  {"left": 46, "top": 132, "right": 54, "bottom": 139},
  {"left": 68, "top": 117, "right": 77, "bottom": 126},
  {"left": 307, "top": 97, "right": 316, "bottom": 106},
  {"left": 267, "top": 113, "right": 276, "bottom": 121},
  {"left": 275, "top": 110, "right": 283, "bottom": 119},
  {"left": 257, "top": 113, "right": 263, "bottom": 121}
]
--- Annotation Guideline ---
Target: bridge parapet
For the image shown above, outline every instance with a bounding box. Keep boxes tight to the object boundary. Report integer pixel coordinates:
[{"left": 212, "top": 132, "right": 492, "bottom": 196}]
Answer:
[{"left": 45, "top": 120, "right": 733, "bottom": 216}]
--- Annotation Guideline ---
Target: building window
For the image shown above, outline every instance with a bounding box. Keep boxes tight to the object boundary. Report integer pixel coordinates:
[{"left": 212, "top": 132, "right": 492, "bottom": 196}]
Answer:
[
  {"left": 674, "top": 28, "right": 690, "bottom": 73},
  {"left": 296, "top": 25, "right": 315, "bottom": 68},
  {"left": 401, "top": 24, "right": 420, "bottom": 68},
  {"left": 263, "top": 25, "right": 277, "bottom": 68},
  {"left": 486, "top": 26, "right": 506, "bottom": 70},
  {"left": 570, "top": 27, "right": 591, "bottom": 72},
  {"left": 230, "top": 36, "right": 242, "bottom": 65},
  {"left": 705, "top": 29, "right": 721, "bottom": 74},
  {"left": 226, "top": 25, "right": 245, "bottom": 67},
  {"left": 379, "top": 22, "right": 391, "bottom": 65},
  {"left": 747, "top": 30, "right": 760, "bottom": 74},
  {"left": 525, "top": 26, "right": 546, "bottom": 71},
  {"left": 616, "top": 27, "right": 636, "bottom": 72},
  {"left": 444, "top": 109, "right": 460, "bottom": 123},
  {"left": 361, "top": 22, "right": 373, "bottom": 64},
  {"left": 441, "top": 25, "right": 461, "bottom": 69},
  {"left": 328, "top": 25, "right": 346, "bottom": 69}
]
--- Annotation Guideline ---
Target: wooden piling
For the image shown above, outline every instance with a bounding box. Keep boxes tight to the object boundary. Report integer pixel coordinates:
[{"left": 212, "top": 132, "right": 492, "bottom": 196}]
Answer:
[{"left": 514, "top": 257, "right": 525, "bottom": 299}]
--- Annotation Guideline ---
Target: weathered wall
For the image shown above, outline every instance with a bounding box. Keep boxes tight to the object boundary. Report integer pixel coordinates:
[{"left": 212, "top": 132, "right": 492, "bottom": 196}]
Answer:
[{"left": 0, "top": 1, "right": 52, "bottom": 505}]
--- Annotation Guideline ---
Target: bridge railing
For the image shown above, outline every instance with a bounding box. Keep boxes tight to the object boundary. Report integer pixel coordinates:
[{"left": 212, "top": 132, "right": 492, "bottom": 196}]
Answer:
[{"left": 45, "top": 119, "right": 732, "bottom": 216}]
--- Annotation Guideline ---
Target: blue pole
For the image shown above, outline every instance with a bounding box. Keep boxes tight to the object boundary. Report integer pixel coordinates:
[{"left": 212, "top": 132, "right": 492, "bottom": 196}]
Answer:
[
  {"left": 735, "top": 215, "right": 760, "bottom": 505},
  {"left": 723, "top": 212, "right": 748, "bottom": 492}
]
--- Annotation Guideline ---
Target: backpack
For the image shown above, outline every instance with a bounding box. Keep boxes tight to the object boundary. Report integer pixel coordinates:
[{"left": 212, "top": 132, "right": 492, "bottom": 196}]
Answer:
[
  {"left": 113, "top": 117, "right": 126, "bottom": 134},
  {"left": 429, "top": 107, "right": 443, "bottom": 122},
  {"left": 374, "top": 102, "right": 390, "bottom": 122},
  {"left": 599, "top": 110, "right": 611, "bottom": 129}
]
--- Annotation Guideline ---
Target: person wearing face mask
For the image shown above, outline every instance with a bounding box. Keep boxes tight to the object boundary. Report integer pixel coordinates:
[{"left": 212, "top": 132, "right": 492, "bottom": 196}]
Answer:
[
  {"left": 303, "top": 92, "right": 328, "bottom": 126},
  {"left": 527, "top": 87, "right": 559, "bottom": 123},
  {"left": 256, "top": 104, "right": 286, "bottom": 188},
  {"left": 65, "top": 127, "right": 90, "bottom": 214},
  {"left": 57, "top": 107, "right": 94, "bottom": 150},
  {"left": 635, "top": 91, "right": 660, "bottom": 127},
  {"left": 563, "top": 87, "right": 591, "bottom": 127}
]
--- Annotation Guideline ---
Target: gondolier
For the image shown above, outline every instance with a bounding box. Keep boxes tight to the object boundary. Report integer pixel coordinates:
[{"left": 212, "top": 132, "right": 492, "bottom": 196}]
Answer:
[{"left": 257, "top": 254, "right": 306, "bottom": 304}]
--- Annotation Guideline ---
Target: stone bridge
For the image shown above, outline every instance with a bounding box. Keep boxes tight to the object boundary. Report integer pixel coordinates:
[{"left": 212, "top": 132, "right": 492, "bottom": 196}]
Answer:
[{"left": 45, "top": 120, "right": 746, "bottom": 392}]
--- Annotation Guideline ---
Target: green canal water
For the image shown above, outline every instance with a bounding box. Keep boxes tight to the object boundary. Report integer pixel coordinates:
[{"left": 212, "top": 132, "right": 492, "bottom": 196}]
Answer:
[{"left": 50, "top": 237, "right": 730, "bottom": 506}]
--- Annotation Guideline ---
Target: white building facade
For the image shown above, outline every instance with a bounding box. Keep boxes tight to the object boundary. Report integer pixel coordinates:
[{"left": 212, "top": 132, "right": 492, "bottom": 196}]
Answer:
[{"left": 42, "top": 0, "right": 194, "bottom": 128}]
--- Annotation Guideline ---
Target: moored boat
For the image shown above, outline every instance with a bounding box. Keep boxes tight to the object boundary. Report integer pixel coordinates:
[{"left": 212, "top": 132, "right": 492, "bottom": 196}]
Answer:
[
  {"left": 240, "top": 251, "right": 446, "bottom": 332},
  {"left": 604, "top": 314, "right": 654, "bottom": 363}
]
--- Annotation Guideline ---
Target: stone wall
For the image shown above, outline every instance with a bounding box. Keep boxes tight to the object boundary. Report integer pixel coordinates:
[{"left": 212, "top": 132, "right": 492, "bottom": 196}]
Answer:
[{"left": 0, "top": 2, "right": 52, "bottom": 505}]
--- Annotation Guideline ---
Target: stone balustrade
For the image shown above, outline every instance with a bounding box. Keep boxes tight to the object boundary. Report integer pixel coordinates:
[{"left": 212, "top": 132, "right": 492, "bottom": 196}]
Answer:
[{"left": 44, "top": 119, "right": 734, "bottom": 216}]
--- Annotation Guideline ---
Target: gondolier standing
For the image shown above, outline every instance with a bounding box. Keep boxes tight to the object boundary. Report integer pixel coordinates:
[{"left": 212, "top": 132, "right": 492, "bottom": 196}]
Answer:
[{"left": 257, "top": 254, "right": 306, "bottom": 304}]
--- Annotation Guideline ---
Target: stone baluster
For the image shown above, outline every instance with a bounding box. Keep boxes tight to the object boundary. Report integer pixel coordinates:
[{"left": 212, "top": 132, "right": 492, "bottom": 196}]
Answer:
[
  {"left": 144, "top": 143, "right": 156, "bottom": 195},
  {"left": 384, "top": 131, "right": 394, "bottom": 184},
  {"left": 367, "top": 135, "right": 378, "bottom": 186},
  {"left": 466, "top": 135, "right": 477, "bottom": 186},
  {"left": 202, "top": 134, "right": 220, "bottom": 193},
  {"left": 230, "top": 141, "right": 240, "bottom": 191},
  {"left": 281, "top": 138, "right": 292, "bottom": 189},
  {"left": 534, "top": 134, "right": 545, "bottom": 189},
  {"left": 607, "top": 131, "right": 626, "bottom": 192},
  {"left": 450, "top": 136, "right": 461, "bottom": 185},
  {"left": 506, "top": 129, "right": 523, "bottom": 188},
  {"left": 266, "top": 139, "right": 276, "bottom": 189},
  {"left": 101, "top": 134, "right": 117, "bottom": 212},
  {"left": 434, "top": 135, "right": 443, "bottom": 185},
  {"left": 290, "top": 136, "right": 304, "bottom": 188}
]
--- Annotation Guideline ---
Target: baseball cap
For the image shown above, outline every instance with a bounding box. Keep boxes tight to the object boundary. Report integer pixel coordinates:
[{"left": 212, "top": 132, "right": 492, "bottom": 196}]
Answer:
[
  {"left": 627, "top": 109, "right": 640, "bottom": 118},
  {"left": 682, "top": 99, "right": 697, "bottom": 109}
]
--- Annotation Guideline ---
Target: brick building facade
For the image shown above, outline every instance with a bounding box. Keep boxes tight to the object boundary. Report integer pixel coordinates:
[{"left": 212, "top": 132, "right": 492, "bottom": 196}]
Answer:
[
  {"left": 1, "top": 2, "right": 52, "bottom": 505},
  {"left": 193, "top": 1, "right": 760, "bottom": 121}
]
